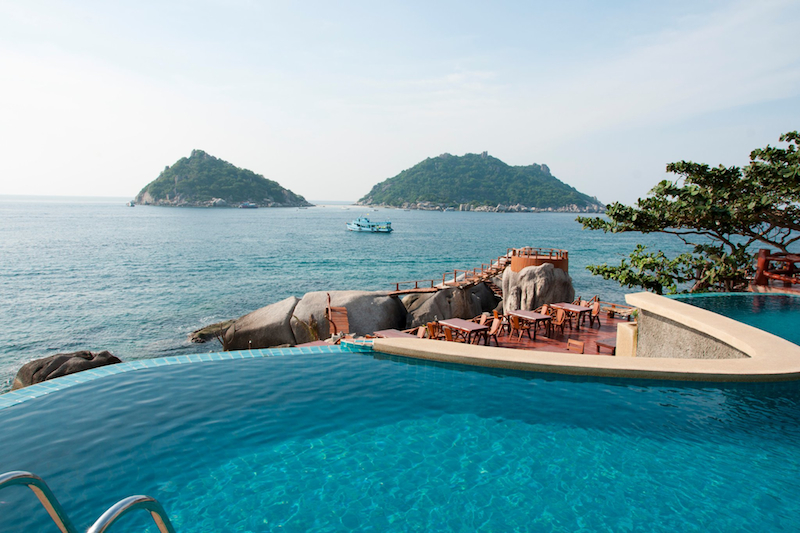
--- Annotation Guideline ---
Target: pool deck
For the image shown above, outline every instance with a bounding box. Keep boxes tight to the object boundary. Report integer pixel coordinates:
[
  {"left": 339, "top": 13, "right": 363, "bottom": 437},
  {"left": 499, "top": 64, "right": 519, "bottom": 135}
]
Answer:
[{"left": 371, "top": 292, "right": 800, "bottom": 382}]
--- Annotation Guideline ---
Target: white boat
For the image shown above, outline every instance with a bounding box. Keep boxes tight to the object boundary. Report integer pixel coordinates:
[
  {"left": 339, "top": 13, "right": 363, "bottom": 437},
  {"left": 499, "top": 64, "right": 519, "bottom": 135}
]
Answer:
[{"left": 346, "top": 216, "right": 393, "bottom": 233}]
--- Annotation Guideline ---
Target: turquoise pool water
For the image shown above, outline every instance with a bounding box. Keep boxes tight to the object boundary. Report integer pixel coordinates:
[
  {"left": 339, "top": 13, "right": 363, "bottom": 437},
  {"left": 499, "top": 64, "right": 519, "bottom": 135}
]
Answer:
[
  {"left": 1, "top": 347, "right": 799, "bottom": 532},
  {"left": 673, "top": 293, "right": 800, "bottom": 346}
]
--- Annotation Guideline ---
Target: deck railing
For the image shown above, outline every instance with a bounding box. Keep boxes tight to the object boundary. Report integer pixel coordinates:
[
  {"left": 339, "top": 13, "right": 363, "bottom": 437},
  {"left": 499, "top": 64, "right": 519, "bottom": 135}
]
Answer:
[
  {"left": 755, "top": 249, "right": 800, "bottom": 286},
  {"left": 391, "top": 249, "right": 515, "bottom": 293},
  {"left": 508, "top": 247, "right": 568, "bottom": 260}
]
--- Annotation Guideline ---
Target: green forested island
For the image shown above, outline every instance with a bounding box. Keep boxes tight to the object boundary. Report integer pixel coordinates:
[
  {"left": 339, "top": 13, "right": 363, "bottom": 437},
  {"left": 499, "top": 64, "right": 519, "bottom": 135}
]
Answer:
[
  {"left": 358, "top": 152, "right": 604, "bottom": 212},
  {"left": 135, "top": 150, "right": 311, "bottom": 207}
]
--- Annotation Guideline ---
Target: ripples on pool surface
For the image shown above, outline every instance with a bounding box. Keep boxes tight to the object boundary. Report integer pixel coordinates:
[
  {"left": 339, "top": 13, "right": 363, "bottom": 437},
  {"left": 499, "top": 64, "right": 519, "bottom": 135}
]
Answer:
[
  {"left": 1, "top": 350, "right": 799, "bottom": 532},
  {"left": 674, "top": 293, "right": 800, "bottom": 346}
]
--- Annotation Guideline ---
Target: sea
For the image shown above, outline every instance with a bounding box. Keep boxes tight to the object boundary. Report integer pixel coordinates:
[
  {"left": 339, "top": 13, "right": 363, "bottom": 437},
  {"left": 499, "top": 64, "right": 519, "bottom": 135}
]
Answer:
[{"left": 0, "top": 196, "right": 690, "bottom": 394}]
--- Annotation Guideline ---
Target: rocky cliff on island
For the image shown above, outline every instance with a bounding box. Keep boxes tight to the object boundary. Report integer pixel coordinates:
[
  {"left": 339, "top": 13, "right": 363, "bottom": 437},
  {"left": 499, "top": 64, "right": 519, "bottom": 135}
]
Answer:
[
  {"left": 135, "top": 150, "right": 312, "bottom": 207},
  {"left": 358, "top": 151, "right": 604, "bottom": 212}
]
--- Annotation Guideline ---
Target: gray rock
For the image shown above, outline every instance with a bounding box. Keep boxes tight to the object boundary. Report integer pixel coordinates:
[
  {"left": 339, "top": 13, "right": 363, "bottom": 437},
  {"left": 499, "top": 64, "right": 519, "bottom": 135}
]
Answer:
[
  {"left": 12, "top": 350, "right": 122, "bottom": 390},
  {"left": 291, "top": 291, "right": 407, "bottom": 344},
  {"left": 189, "top": 319, "right": 235, "bottom": 343},
  {"left": 501, "top": 263, "right": 575, "bottom": 313},
  {"left": 404, "top": 283, "right": 499, "bottom": 328},
  {"left": 223, "top": 296, "right": 301, "bottom": 350}
]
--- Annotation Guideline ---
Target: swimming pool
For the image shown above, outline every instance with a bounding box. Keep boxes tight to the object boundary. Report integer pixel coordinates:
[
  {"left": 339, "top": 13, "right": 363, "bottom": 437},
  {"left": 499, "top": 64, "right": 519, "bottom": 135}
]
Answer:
[
  {"left": 672, "top": 293, "right": 800, "bottom": 346},
  {"left": 1, "top": 346, "right": 799, "bottom": 532}
]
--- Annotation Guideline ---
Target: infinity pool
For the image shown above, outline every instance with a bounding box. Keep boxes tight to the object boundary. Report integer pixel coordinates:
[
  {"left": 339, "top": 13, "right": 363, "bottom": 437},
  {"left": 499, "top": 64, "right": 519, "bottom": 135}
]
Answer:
[
  {"left": 673, "top": 293, "right": 800, "bottom": 346},
  {"left": 1, "top": 347, "right": 799, "bottom": 532}
]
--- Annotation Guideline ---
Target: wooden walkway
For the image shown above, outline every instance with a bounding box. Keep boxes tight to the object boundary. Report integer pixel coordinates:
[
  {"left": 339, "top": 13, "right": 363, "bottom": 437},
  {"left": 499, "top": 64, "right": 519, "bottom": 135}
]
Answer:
[{"left": 389, "top": 249, "right": 516, "bottom": 295}]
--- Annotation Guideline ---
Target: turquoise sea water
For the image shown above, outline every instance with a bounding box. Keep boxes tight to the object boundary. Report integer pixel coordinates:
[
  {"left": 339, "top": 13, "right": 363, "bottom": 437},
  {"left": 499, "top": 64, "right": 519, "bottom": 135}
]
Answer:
[
  {"left": 1, "top": 196, "right": 688, "bottom": 392},
  {"left": 1, "top": 348, "right": 798, "bottom": 532}
]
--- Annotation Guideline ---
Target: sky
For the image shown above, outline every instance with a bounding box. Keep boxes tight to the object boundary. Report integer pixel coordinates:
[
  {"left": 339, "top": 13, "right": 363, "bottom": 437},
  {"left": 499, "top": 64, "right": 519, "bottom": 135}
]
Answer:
[{"left": 1, "top": 0, "right": 798, "bottom": 204}]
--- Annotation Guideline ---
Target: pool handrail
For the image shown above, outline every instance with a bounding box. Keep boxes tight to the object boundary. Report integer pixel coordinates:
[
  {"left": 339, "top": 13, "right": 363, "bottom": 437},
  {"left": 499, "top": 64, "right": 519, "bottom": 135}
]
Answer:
[
  {"left": 86, "top": 494, "right": 176, "bottom": 533},
  {"left": 0, "top": 470, "right": 79, "bottom": 533},
  {"left": 0, "top": 470, "right": 176, "bottom": 533}
]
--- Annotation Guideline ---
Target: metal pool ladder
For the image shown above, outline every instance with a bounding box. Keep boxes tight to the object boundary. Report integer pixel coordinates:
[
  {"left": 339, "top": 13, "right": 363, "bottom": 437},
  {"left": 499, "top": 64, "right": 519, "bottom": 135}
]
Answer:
[{"left": 0, "top": 471, "right": 176, "bottom": 533}]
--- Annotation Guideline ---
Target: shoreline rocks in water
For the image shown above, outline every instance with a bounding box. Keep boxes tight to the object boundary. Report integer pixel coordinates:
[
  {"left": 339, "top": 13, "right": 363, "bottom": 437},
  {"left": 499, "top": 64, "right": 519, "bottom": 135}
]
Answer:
[
  {"left": 189, "top": 319, "right": 235, "bottom": 343},
  {"left": 12, "top": 350, "right": 122, "bottom": 391},
  {"left": 194, "top": 283, "right": 503, "bottom": 350}
]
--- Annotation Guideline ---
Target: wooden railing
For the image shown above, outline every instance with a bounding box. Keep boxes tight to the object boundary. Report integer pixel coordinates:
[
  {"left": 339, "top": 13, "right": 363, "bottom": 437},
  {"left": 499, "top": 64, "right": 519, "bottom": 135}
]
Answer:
[
  {"left": 509, "top": 247, "right": 568, "bottom": 260},
  {"left": 391, "top": 250, "right": 514, "bottom": 293},
  {"left": 755, "top": 249, "right": 800, "bottom": 286},
  {"left": 392, "top": 279, "right": 438, "bottom": 292}
]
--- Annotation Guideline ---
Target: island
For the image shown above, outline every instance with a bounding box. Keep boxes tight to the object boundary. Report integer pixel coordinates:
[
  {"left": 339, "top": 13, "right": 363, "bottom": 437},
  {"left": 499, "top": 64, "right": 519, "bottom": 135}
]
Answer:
[
  {"left": 358, "top": 151, "right": 604, "bottom": 212},
  {"left": 134, "top": 150, "right": 312, "bottom": 208}
]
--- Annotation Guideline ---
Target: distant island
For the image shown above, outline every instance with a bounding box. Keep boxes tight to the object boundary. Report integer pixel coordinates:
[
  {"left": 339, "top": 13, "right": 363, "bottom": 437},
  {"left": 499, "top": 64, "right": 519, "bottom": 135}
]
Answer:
[
  {"left": 358, "top": 152, "right": 604, "bottom": 212},
  {"left": 134, "top": 150, "right": 312, "bottom": 208}
]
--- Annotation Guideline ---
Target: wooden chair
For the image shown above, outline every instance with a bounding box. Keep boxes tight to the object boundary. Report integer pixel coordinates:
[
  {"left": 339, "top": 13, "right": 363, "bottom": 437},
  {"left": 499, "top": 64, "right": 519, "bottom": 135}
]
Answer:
[
  {"left": 551, "top": 308, "right": 569, "bottom": 336},
  {"left": 427, "top": 322, "right": 444, "bottom": 340},
  {"left": 326, "top": 293, "right": 349, "bottom": 335},
  {"left": 588, "top": 301, "right": 602, "bottom": 328},
  {"left": 509, "top": 315, "right": 532, "bottom": 341},
  {"left": 443, "top": 328, "right": 465, "bottom": 343},
  {"left": 493, "top": 310, "right": 509, "bottom": 334},
  {"left": 486, "top": 318, "right": 502, "bottom": 346},
  {"left": 567, "top": 339, "right": 585, "bottom": 354}
]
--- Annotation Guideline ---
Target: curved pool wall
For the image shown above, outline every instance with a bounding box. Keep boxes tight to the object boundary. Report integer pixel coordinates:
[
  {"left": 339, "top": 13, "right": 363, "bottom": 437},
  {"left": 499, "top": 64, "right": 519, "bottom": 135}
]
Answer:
[{"left": 2, "top": 345, "right": 799, "bottom": 532}]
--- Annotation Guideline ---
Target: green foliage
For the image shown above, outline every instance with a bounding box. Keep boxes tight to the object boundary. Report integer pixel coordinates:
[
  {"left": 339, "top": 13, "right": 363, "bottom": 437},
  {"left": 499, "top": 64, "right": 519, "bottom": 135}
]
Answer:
[
  {"left": 136, "top": 150, "right": 309, "bottom": 206},
  {"left": 358, "top": 153, "right": 599, "bottom": 209},
  {"left": 578, "top": 131, "right": 800, "bottom": 293}
]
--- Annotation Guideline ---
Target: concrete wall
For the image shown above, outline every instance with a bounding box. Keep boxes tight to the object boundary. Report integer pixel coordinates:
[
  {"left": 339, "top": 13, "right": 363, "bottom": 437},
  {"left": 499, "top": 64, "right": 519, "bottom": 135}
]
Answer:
[{"left": 637, "top": 310, "right": 748, "bottom": 359}]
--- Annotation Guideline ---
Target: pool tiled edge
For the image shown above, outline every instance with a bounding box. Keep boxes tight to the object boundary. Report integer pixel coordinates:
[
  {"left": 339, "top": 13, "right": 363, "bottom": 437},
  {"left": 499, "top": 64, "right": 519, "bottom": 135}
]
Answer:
[{"left": 0, "top": 343, "right": 372, "bottom": 410}]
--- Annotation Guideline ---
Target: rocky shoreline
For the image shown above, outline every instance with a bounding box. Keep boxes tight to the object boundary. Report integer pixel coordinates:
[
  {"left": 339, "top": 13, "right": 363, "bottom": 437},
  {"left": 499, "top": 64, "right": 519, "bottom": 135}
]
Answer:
[
  {"left": 191, "top": 262, "right": 574, "bottom": 351},
  {"left": 358, "top": 201, "right": 605, "bottom": 213},
  {"left": 10, "top": 262, "right": 575, "bottom": 389}
]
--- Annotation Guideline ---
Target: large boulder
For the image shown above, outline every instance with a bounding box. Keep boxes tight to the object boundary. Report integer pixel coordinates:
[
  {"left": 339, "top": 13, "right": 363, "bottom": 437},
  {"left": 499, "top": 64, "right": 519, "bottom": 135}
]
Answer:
[
  {"left": 291, "top": 291, "right": 407, "bottom": 344},
  {"left": 12, "top": 350, "right": 122, "bottom": 391},
  {"left": 223, "top": 296, "right": 301, "bottom": 350},
  {"left": 502, "top": 263, "right": 574, "bottom": 313},
  {"left": 403, "top": 283, "right": 499, "bottom": 328}
]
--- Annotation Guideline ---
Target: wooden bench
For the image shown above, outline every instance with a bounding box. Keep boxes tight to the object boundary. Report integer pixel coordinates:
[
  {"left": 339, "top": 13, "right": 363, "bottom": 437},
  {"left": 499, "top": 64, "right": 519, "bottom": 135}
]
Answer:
[
  {"left": 601, "top": 304, "right": 635, "bottom": 320},
  {"left": 595, "top": 337, "right": 617, "bottom": 355}
]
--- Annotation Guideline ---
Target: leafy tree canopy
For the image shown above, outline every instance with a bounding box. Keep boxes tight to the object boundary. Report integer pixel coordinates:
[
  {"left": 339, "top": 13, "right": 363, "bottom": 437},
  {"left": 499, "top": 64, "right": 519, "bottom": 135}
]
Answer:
[
  {"left": 577, "top": 131, "right": 800, "bottom": 294},
  {"left": 359, "top": 152, "right": 603, "bottom": 210},
  {"left": 135, "top": 150, "right": 310, "bottom": 207}
]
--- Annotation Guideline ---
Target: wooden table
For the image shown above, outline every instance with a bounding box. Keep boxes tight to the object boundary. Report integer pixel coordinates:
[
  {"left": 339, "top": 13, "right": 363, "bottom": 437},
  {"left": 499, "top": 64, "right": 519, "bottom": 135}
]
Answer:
[
  {"left": 595, "top": 337, "right": 617, "bottom": 355},
  {"left": 373, "top": 329, "right": 417, "bottom": 339},
  {"left": 438, "top": 318, "right": 489, "bottom": 344},
  {"left": 508, "top": 310, "right": 552, "bottom": 340},
  {"left": 551, "top": 303, "right": 593, "bottom": 330}
]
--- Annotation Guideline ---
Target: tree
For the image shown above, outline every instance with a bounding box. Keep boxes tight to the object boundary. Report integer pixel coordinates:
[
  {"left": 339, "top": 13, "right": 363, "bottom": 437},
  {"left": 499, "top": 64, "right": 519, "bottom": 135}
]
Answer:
[{"left": 577, "top": 131, "right": 800, "bottom": 294}]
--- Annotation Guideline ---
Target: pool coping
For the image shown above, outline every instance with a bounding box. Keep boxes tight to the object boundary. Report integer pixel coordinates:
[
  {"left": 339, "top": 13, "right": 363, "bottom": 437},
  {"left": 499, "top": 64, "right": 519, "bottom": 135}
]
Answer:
[
  {"left": 0, "top": 344, "right": 368, "bottom": 410},
  {"left": 371, "top": 292, "right": 800, "bottom": 382}
]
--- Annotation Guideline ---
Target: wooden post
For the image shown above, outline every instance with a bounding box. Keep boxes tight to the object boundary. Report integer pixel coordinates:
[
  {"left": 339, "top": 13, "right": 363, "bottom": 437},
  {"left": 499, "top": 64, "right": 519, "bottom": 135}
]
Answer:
[{"left": 755, "top": 249, "right": 770, "bottom": 286}]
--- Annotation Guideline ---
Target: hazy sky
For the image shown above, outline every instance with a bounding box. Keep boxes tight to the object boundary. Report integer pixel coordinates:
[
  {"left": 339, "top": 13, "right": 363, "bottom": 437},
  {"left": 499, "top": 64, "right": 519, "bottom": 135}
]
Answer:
[{"left": 1, "top": 0, "right": 798, "bottom": 203}]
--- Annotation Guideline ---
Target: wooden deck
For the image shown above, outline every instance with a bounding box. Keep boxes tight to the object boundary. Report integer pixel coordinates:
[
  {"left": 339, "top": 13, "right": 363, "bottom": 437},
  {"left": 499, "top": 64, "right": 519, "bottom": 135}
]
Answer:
[{"left": 431, "top": 313, "right": 630, "bottom": 355}]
